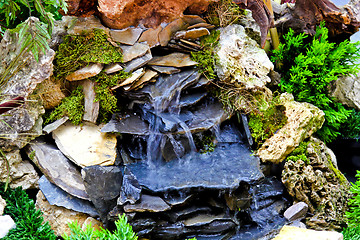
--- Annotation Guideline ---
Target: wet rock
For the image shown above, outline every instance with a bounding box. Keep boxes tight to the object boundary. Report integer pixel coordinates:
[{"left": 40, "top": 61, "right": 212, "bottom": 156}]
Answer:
[
  {"left": 0, "top": 196, "right": 5, "bottom": 215},
  {"left": 282, "top": 137, "right": 350, "bottom": 230},
  {"left": 167, "top": 206, "right": 212, "bottom": 222},
  {"left": 150, "top": 65, "right": 181, "bottom": 74},
  {"left": 0, "top": 150, "right": 39, "bottom": 190},
  {"left": 109, "top": 28, "right": 143, "bottom": 45},
  {"left": 38, "top": 176, "right": 97, "bottom": 216},
  {"left": 27, "top": 139, "right": 89, "bottom": 200},
  {"left": 82, "top": 79, "right": 99, "bottom": 123},
  {"left": 82, "top": 165, "right": 123, "bottom": 222},
  {"left": 36, "top": 190, "right": 90, "bottom": 236},
  {"left": 153, "top": 222, "right": 188, "bottom": 239},
  {"left": 249, "top": 200, "right": 287, "bottom": 228},
  {"left": 174, "top": 27, "right": 210, "bottom": 40},
  {"left": 43, "top": 116, "right": 69, "bottom": 134},
  {"left": 53, "top": 121, "right": 117, "bottom": 167},
  {"left": 35, "top": 76, "right": 65, "bottom": 109},
  {"left": 192, "top": 219, "right": 237, "bottom": 235},
  {"left": 148, "top": 52, "right": 198, "bottom": 68},
  {"left": 127, "top": 143, "right": 264, "bottom": 193},
  {"left": 124, "top": 51, "right": 153, "bottom": 73},
  {"left": 257, "top": 93, "right": 325, "bottom": 164},
  {"left": 101, "top": 112, "right": 150, "bottom": 135},
  {"left": 0, "top": 215, "right": 16, "bottom": 238},
  {"left": 65, "top": 63, "right": 103, "bottom": 81},
  {"left": 284, "top": 202, "right": 308, "bottom": 221},
  {"left": 120, "top": 43, "right": 150, "bottom": 63},
  {"left": 215, "top": 24, "right": 273, "bottom": 88},
  {"left": 190, "top": 76, "right": 210, "bottom": 89},
  {"left": 184, "top": 214, "right": 225, "bottom": 227},
  {"left": 104, "top": 63, "right": 123, "bottom": 74},
  {"left": 162, "top": 192, "right": 194, "bottom": 207},
  {"left": 126, "top": 69, "right": 158, "bottom": 91},
  {"left": 131, "top": 218, "right": 156, "bottom": 236},
  {"left": 170, "top": 92, "right": 207, "bottom": 109},
  {"left": 138, "top": 26, "right": 162, "bottom": 48},
  {"left": 272, "top": 226, "right": 343, "bottom": 240},
  {"left": 331, "top": 74, "right": 360, "bottom": 110},
  {"left": 123, "top": 194, "right": 171, "bottom": 213},
  {"left": 117, "top": 167, "right": 142, "bottom": 205}
]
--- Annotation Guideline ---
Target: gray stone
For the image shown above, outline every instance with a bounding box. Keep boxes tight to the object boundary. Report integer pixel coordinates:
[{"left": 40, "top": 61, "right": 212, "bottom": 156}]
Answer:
[
  {"left": 192, "top": 220, "right": 237, "bottom": 235},
  {"left": 104, "top": 63, "right": 123, "bottom": 74},
  {"left": 101, "top": 112, "right": 150, "bottom": 135},
  {"left": 43, "top": 116, "right": 69, "bottom": 134},
  {"left": 82, "top": 79, "right": 99, "bottom": 123},
  {"left": 162, "top": 193, "right": 194, "bottom": 207},
  {"left": 174, "top": 27, "right": 210, "bottom": 40},
  {"left": 150, "top": 65, "right": 181, "bottom": 74},
  {"left": 120, "top": 43, "right": 150, "bottom": 63},
  {"left": 331, "top": 74, "right": 360, "bottom": 110},
  {"left": 65, "top": 63, "right": 103, "bottom": 81},
  {"left": 127, "top": 143, "right": 264, "bottom": 193},
  {"left": 123, "top": 194, "right": 170, "bottom": 213},
  {"left": 169, "top": 92, "right": 207, "bottom": 109},
  {"left": 38, "top": 176, "right": 98, "bottom": 216},
  {"left": 0, "top": 215, "right": 16, "bottom": 238},
  {"left": 125, "top": 69, "right": 158, "bottom": 91},
  {"left": 0, "top": 196, "right": 6, "bottom": 215},
  {"left": 117, "top": 167, "right": 141, "bottom": 205},
  {"left": 190, "top": 76, "right": 210, "bottom": 89},
  {"left": 67, "top": 16, "right": 109, "bottom": 36},
  {"left": 284, "top": 202, "right": 308, "bottom": 221},
  {"left": 184, "top": 214, "right": 225, "bottom": 227},
  {"left": 288, "top": 220, "right": 307, "bottom": 229},
  {"left": 53, "top": 121, "right": 117, "bottom": 167},
  {"left": 82, "top": 165, "right": 123, "bottom": 222},
  {"left": 26, "top": 139, "right": 89, "bottom": 200},
  {"left": 0, "top": 150, "right": 39, "bottom": 190},
  {"left": 215, "top": 24, "right": 273, "bottom": 88},
  {"left": 166, "top": 206, "right": 212, "bottom": 222},
  {"left": 148, "top": 52, "right": 198, "bottom": 68},
  {"left": 115, "top": 68, "right": 145, "bottom": 88},
  {"left": 124, "top": 51, "right": 153, "bottom": 73},
  {"left": 110, "top": 28, "right": 143, "bottom": 45}
]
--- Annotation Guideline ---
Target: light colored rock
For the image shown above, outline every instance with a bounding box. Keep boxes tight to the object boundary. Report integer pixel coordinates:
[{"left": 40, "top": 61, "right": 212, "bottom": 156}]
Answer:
[
  {"left": 272, "top": 226, "right": 343, "bottom": 240},
  {"left": 81, "top": 217, "right": 103, "bottom": 232},
  {"left": 174, "top": 27, "right": 210, "bottom": 40},
  {"left": 65, "top": 63, "right": 103, "bottom": 81},
  {"left": 331, "top": 74, "right": 360, "bottom": 110},
  {"left": 36, "top": 190, "right": 90, "bottom": 236},
  {"left": 67, "top": 15, "right": 109, "bottom": 35},
  {"left": 123, "top": 194, "right": 171, "bottom": 213},
  {"left": 150, "top": 65, "right": 181, "bottom": 74},
  {"left": 215, "top": 24, "right": 273, "bottom": 88},
  {"left": 138, "top": 26, "right": 162, "bottom": 48},
  {"left": 52, "top": 121, "right": 117, "bottom": 168},
  {"left": 82, "top": 79, "right": 99, "bottom": 123},
  {"left": 114, "top": 68, "right": 145, "bottom": 89},
  {"left": 126, "top": 69, "right": 158, "bottom": 91},
  {"left": 124, "top": 51, "right": 153, "bottom": 73},
  {"left": 35, "top": 76, "right": 65, "bottom": 109},
  {"left": 284, "top": 202, "right": 308, "bottom": 221},
  {"left": 148, "top": 52, "right": 198, "bottom": 67},
  {"left": 104, "top": 63, "right": 123, "bottom": 74},
  {"left": 0, "top": 215, "right": 16, "bottom": 238},
  {"left": 0, "top": 150, "right": 39, "bottom": 190},
  {"left": 120, "top": 43, "right": 150, "bottom": 63},
  {"left": 43, "top": 116, "right": 69, "bottom": 134},
  {"left": 110, "top": 28, "right": 143, "bottom": 45},
  {"left": 257, "top": 93, "right": 325, "bottom": 164},
  {"left": 288, "top": 220, "right": 307, "bottom": 229},
  {"left": 0, "top": 196, "right": 6, "bottom": 215},
  {"left": 159, "top": 18, "right": 189, "bottom": 46}
]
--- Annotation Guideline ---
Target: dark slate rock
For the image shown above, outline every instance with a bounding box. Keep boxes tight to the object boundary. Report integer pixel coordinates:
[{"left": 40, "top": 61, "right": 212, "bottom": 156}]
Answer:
[
  {"left": 124, "top": 51, "right": 152, "bottom": 72},
  {"left": 26, "top": 139, "right": 89, "bottom": 200},
  {"left": 241, "top": 114, "right": 254, "bottom": 147},
  {"left": 250, "top": 177, "right": 284, "bottom": 202},
  {"left": 150, "top": 65, "right": 181, "bottom": 74},
  {"left": 168, "top": 92, "right": 207, "bottom": 109},
  {"left": 152, "top": 222, "right": 189, "bottom": 240},
  {"left": 101, "top": 112, "right": 149, "bottom": 135},
  {"left": 38, "top": 176, "right": 98, "bottom": 217},
  {"left": 193, "top": 220, "right": 236, "bottom": 235},
  {"left": 189, "top": 76, "right": 210, "bottom": 89},
  {"left": 162, "top": 192, "right": 194, "bottom": 206},
  {"left": 117, "top": 167, "right": 142, "bottom": 205},
  {"left": 128, "top": 143, "right": 263, "bottom": 193},
  {"left": 131, "top": 218, "right": 156, "bottom": 235},
  {"left": 123, "top": 194, "right": 171, "bottom": 213},
  {"left": 166, "top": 206, "right": 212, "bottom": 223},
  {"left": 81, "top": 166, "right": 123, "bottom": 222},
  {"left": 216, "top": 122, "right": 243, "bottom": 143}
]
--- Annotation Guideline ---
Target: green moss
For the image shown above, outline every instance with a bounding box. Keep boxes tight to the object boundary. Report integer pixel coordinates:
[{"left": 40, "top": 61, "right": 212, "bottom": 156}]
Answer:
[
  {"left": 343, "top": 226, "right": 360, "bottom": 240},
  {"left": 190, "top": 30, "right": 220, "bottom": 80},
  {"left": 205, "top": 0, "right": 246, "bottom": 27},
  {"left": 285, "top": 141, "right": 310, "bottom": 164},
  {"left": 194, "top": 131, "right": 216, "bottom": 154},
  {"left": 54, "top": 29, "right": 123, "bottom": 79},
  {"left": 44, "top": 86, "right": 85, "bottom": 125}
]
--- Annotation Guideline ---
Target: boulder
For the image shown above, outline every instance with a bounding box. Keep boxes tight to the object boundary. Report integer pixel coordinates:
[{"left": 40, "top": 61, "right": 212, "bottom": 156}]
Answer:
[
  {"left": 0, "top": 215, "right": 16, "bottom": 238},
  {"left": 52, "top": 121, "right": 117, "bottom": 167},
  {"left": 215, "top": 24, "right": 273, "bottom": 88},
  {"left": 0, "top": 150, "right": 39, "bottom": 190},
  {"left": 257, "top": 93, "right": 325, "bottom": 164},
  {"left": 0, "top": 196, "right": 5, "bottom": 215},
  {"left": 331, "top": 74, "right": 360, "bottom": 110},
  {"left": 272, "top": 226, "right": 343, "bottom": 240}
]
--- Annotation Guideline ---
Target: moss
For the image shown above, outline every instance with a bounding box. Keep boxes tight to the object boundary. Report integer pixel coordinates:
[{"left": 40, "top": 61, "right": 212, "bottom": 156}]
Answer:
[
  {"left": 44, "top": 86, "right": 84, "bottom": 125},
  {"left": 53, "top": 29, "right": 123, "bottom": 79},
  {"left": 194, "top": 131, "right": 216, "bottom": 154},
  {"left": 285, "top": 141, "right": 310, "bottom": 164},
  {"left": 205, "top": 0, "right": 246, "bottom": 27},
  {"left": 190, "top": 30, "right": 220, "bottom": 80}
]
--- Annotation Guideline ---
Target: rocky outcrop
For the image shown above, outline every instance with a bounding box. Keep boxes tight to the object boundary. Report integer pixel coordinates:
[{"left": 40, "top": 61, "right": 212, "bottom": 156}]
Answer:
[
  {"left": 273, "top": 226, "right": 343, "bottom": 240},
  {"left": 215, "top": 24, "right": 274, "bottom": 88},
  {"left": 331, "top": 74, "right": 360, "bottom": 110},
  {"left": 0, "top": 150, "right": 39, "bottom": 190},
  {"left": 257, "top": 93, "right": 325, "bottom": 164},
  {"left": 282, "top": 137, "right": 350, "bottom": 230}
]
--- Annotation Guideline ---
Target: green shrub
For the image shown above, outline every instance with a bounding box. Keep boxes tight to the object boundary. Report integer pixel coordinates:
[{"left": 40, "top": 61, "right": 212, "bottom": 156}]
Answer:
[
  {"left": 63, "top": 214, "right": 138, "bottom": 240},
  {"left": 343, "top": 225, "right": 360, "bottom": 240},
  {"left": 346, "top": 171, "right": 360, "bottom": 227},
  {"left": 340, "top": 109, "right": 360, "bottom": 139},
  {"left": 272, "top": 22, "right": 360, "bottom": 143},
  {"left": 0, "top": 184, "right": 56, "bottom": 240}
]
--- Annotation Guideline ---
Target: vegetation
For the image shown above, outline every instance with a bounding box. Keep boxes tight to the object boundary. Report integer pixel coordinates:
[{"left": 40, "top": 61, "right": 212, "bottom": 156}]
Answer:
[
  {"left": 0, "top": 184, "right": 56, "bottom": 240},
  {"left": 272, "top": 22, "right": 360, "bottom": 143},
  {"left": 63, "top": 214, "right": 138, "bottom": 240},
  {"left": 343, "top": 225, "right": 360, "bottom": 240},
  {"left": 53, "top": 29, "right": 123, "bottom": 79},
  {"left": 285, "top": 140, "right": 310, "bottom": 164},
  {"left": 44, "top": 86, "right": 84, "bottom": 125},
  {"left": 194, "top": 132, "right": 216, "bottom": 154},
  {"left": 190, "top": 30, "right": 220, "bottom": 80},
  {"left": 205, "top": 0, "right": 246, "bottom": 27},
  {"left": 346, "top": 171, "right": 360, "bottom": 227},
  {"left": 339, "top": 109, "right": 360, "bottom": 139}
]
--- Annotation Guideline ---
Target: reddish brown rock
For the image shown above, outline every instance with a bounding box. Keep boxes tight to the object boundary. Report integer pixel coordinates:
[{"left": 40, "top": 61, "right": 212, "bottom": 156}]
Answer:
[{"left": 97, "top": 0, "right": 215, "bottom": 30}]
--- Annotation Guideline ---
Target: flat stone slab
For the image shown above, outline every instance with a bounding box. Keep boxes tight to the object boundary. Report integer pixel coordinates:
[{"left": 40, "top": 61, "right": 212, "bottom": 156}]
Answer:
[
  {"left": 148, "top": 52, "right": 198, "bottom": 68},
  {"left": 120, "top": 43, "right": 150, "bottom": 63},
  {"left": 123, "top": 194, "right": 170, "bottom": 213},
  {"left": 110, "top": 27, "right": 143, "bottom": 45},
  {"left": 65, "top": 63, "right": 103, "bottom": 81},
  {"left": 127, "top": 143, "right": 263, "bottom": 193},
  {"left": 38, "top": 176, "right": 98, "bottom": 217},
  {"left": 272, "top": 226, "right": 343, "bottom": 240},
  {"left": 101, "top": 112, "right": 150, "bottom": 135}
]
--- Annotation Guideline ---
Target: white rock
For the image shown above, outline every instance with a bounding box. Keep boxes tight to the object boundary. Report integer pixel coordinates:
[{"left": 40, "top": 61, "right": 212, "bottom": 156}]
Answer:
[
  {"left": 43, "top": 116, "right": 69, "bottom": 134},
  {"left": 272, "top": 226, "right": 343, "bottom": 240},
  {"left": 0, "top": 196, "right": 6, "bottom": 215},
  {"left": 215, "top": 24, "right": 273, "bottom": 88},
  {"left": 52, "top": 121, "right": 117, "bottom": 168},
  {"left": 81, "top": 79, "right": 99, "bottom": 123},
  {"left": 65, "top": 63, "right": 103, "bottom": 81},
  {"left": 331, "top": 74, "right": 360, "bottom": 110},
  {"left": 0, "top": 215, "right": 16, "bottom": 238},
  {"left": 284, "top": 202, "right": 308, "bottom": 221}
]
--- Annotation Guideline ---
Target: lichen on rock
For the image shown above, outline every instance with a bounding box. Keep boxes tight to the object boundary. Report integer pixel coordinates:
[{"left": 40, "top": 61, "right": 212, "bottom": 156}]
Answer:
[{"left": 281, "top": 137, "right": 351, "bottom": 231}]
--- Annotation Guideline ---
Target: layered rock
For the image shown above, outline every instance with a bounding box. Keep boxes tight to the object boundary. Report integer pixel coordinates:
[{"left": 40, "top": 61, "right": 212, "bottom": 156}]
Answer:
[
  {"left": 257, "top": 93, "right": 325, "bottom": 164},
  {"left": 273, "top": 226, "right": 343, "bottom": 240}
]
